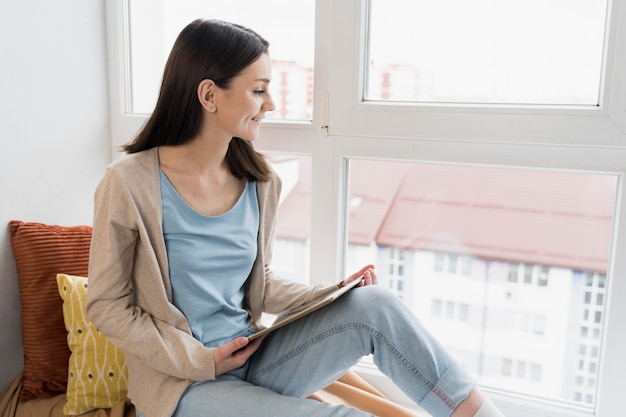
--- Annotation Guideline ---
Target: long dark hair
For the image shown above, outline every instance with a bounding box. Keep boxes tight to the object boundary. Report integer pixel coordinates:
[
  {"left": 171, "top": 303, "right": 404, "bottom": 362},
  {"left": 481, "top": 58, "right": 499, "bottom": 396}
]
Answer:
[{"left": 123, "top": 19, "right": 272, "bottom": 181}]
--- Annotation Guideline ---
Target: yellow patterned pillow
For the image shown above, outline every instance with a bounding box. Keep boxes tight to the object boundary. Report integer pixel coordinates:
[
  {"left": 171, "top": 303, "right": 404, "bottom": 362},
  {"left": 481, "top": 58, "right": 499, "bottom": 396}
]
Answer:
[{"left": 56, "top": 273, "right": 129, "bottom": 416}]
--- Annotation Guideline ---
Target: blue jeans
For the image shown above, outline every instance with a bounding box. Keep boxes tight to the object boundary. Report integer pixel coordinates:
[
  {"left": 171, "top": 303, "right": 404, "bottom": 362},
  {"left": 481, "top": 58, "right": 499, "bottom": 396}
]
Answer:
[{"left": 149, "top": 286, "right": 476, "bottom": 417}]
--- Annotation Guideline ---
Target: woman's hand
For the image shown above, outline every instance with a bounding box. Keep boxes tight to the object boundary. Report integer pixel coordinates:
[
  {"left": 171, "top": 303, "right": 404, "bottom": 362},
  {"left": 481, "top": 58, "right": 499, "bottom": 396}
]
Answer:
[
  {"left": 340, "top": 264, "right": 378, "bottom": 288},
  {"left": 214, "top": 336, "right": 264, "bottom": 377}
]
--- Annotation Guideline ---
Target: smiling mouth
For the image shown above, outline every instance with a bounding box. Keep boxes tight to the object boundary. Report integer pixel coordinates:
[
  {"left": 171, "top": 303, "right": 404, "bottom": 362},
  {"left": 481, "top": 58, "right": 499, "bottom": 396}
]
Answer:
[{"left": 252, "top": 117, "right": 263, "bottom": 123}]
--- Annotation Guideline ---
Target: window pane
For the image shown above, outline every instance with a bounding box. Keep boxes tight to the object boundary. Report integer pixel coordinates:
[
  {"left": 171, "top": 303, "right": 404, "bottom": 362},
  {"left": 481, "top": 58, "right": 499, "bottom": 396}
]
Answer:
[
  {"left": 432, "top": 299, "right": 443, "bottom": 317},
  {"left": 367, "top": 0, "right": 608, "bottom": 105},
  {"left": 253, "top": 153, "right": 311, "bottom": 327},
  {"left": 267, "top": 154, "right": 312, "bottom": 283},
  {"left": 127, "top": 0, "right": 315, "bottom": 120},
  {"left": 345, "top": 159, "right": 617, "bottom": 406},
  {"left": 502, "top": 358, "right": 512, "bottom": 376}
]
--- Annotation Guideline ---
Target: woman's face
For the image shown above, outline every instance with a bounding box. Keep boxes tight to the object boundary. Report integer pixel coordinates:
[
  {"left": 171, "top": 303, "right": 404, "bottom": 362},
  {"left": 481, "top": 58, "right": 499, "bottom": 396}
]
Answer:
[{"left": 212, "top": 53, "right": 275, "bottom": 142}]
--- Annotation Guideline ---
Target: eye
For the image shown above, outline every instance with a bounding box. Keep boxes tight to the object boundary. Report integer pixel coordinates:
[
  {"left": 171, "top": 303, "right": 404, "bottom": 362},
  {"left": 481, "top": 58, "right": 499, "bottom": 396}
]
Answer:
[{"left": 253, "top": 90, "right": 266, "bottom": 95}]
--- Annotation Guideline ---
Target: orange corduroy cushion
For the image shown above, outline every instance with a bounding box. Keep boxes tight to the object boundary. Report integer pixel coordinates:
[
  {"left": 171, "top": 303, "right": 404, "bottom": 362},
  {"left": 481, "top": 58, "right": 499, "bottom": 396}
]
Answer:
[{"left": 8, "top": 220, "right": 92, "bottom": 402}]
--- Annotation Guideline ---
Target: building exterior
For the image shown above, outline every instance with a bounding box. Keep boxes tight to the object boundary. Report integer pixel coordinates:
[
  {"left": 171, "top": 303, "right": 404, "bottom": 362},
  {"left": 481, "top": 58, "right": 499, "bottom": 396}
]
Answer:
[{"left": 269, "top": 156, "right": 616, "bottom": 406}]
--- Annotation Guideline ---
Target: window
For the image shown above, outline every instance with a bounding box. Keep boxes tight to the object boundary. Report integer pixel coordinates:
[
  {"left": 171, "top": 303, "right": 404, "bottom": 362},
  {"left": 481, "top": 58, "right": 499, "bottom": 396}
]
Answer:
[
  {"left": 345, "top": 158, "right": 617, "bottom": 407},
  {"left": 538, "top": 266, "right": 549, "bottom": 287},
  {"left": 502, "top": 358, "right": 512, "bottom": 377},
  {"left": 266, "top": 154, "right": 312, "bottom": 284},
  {"left": 508, "top": 263, "right": 519, "bottom": 283},
  {"left": 598, "top": 274, "right": 606, "bottom": 288},
  {"left": 502, "top": 359, "right": 543, "bottom": 383},
  {"left": 458, "top": 303, "right": 469, "bottom": 323},
  {"left": 433, "top": 252, "right": 471, "bottom": 275},
  {"left": 367, "top": 0, "right": 608, "bottom": 105},
  {"left": 443, "top": 301, "right": 453, "bottom": 319},
  {"left": 524, "top": 264, "right": 533, "bottom": 284},
  {"left": 531, "top": 364, "right": 542, "bottom": 383},
  {"left": 432, "top": 299, "right": 442, "bottom": 318},
  {"left": 125, "top": 0, "right": 315, "bottom": 119},
  {"left": 107, "top": 1, "right": 626, "bottom": 415},
  {"left": 387, "top": 247, "right": 407, "bottom": 299},
  {"left": 508, "top": 263, "right": 553, "bottom": 288}
]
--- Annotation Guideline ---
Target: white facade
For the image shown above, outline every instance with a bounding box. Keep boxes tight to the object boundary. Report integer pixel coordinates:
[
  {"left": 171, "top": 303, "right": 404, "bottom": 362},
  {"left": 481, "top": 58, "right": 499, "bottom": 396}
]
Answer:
[{"left": 340, "top": 243, "right": 604, "bottom": 405}]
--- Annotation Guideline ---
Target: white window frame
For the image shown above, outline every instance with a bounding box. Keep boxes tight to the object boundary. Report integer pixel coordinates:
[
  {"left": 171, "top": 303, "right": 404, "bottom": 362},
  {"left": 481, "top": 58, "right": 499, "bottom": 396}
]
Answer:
[{"left": 105, "top": 1, "right": 626, "bottom": 416}]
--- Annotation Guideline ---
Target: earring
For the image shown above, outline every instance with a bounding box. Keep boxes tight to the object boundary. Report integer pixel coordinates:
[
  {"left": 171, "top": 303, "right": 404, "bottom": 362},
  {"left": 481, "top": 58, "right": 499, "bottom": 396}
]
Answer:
[{"left": 209, "top": 104, "right": 216, "bottom": 112}]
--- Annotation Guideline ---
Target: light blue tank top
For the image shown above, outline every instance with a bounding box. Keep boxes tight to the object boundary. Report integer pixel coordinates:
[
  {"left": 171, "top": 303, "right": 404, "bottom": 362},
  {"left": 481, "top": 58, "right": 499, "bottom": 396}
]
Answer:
[{"left": 160, "top": 170, "right": 258, "bottom": 347}]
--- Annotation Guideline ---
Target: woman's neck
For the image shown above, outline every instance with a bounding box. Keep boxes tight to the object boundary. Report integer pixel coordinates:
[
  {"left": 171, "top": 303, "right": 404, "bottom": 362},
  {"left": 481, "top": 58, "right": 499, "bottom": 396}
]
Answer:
[{"left": 158, "top": 136, "right": 231, "bottom": 180}]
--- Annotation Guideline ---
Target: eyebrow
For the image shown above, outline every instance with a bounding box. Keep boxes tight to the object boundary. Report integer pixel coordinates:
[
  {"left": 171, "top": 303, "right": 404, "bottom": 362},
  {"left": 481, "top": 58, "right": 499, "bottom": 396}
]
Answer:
[{"left": 255, "top": 78, "right": 271, "bottom": 83}]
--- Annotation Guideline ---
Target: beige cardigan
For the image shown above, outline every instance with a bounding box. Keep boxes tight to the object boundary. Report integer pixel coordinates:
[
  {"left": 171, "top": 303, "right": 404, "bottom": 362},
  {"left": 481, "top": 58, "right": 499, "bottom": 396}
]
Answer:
[{"left": 86, "top": 148, "right": 339, "bottom": 417}]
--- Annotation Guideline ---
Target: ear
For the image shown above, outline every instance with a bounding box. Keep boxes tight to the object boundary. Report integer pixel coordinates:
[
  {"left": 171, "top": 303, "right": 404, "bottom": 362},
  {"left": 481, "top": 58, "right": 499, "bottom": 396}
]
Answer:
[{"left": 197, "top": 79, "right": 217, "bottom": 112}]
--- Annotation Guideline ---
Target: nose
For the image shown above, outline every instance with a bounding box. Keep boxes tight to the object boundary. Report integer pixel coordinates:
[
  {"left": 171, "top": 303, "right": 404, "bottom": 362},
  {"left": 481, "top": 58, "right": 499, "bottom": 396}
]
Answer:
[{"left": 263, "top": 91, "right": 276, "bottom": 113}]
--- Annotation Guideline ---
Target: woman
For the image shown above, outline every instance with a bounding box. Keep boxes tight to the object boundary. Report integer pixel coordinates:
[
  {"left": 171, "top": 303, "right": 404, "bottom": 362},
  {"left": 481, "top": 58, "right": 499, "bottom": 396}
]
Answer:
[{"left": 87, "top": 18, "right": 504, "bottom": 417}]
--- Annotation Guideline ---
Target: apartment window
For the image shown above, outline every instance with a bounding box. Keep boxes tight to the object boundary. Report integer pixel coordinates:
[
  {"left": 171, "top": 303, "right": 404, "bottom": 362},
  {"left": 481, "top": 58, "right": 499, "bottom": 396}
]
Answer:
[
  {"left": 591, "top": 346, "right": 599, "bottom": 358},
  {"left": 432, "top": 252, "right": 471, "bottom": 275},
  {"left": 507, "top": 263, "right": 518, "bottom": 282},
  {"left": 574, "top": 270, "right": 606, "bottom": 407},
  {"left": 448, "top": 254, "right": 458, "bottom": 274},
  {"left": 507, "top": 263, "right": 551, "bottom": 288},
  {"left": 595, "top": 311, "right": 602, "bottom": 324},
  {"left": 531, "top": 363, "right": 542, "bottom": 383},
  {"left": 502, "top": 358, "right": 512, "bottom": 377},
  {"left": 538, "top": 266, "right": 549, "bottom": 287},
  {"left": 431, "top": 299, "right": 471, "bottom": 324},
  {"left": 388, "top": 247, "right": 405, "bottom": 274},
  {"left": 523, "top": 263, "right": 533, "bottom": 284},
  {"left": 434, "top": 253, "right": 445, "bottom": 272},
  {"left": 458, "top": 303, "right": 469, "bottom": 322},
  {"left": 432, "top": 299, "right": 442, "bottom": 318},
  {"left": 533, "top": 315, "right": 546, "bottom": 336},
  {"left": 460, "top": 256, "right": 471, "bottom": 275},
  {"left": 386, "top": 247, "right": 407, "bottom": 299},
  {"left": 501, "top": 359, "right": 543, "bottom": 383},
  {"left": 445, "top": 301, "right": 455, "bottom": 319}
]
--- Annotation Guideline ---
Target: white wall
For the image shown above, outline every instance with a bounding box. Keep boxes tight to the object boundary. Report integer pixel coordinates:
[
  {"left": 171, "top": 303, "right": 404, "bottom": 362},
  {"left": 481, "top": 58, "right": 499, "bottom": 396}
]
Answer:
[{"left": 0, "top": 0, "right": 110, "bottom": 391}]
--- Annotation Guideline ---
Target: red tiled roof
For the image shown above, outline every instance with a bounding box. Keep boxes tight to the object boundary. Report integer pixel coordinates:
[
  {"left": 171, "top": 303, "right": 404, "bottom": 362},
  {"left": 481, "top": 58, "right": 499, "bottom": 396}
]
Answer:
[
  {"left": 273, "top": 157, "right": 616, "bottom": 273},
  {"left": 273, "top": 156, "right": 312, "bottom": 240},
  {"left": 380, "top": 164, "right": 614, "bottom": 272}
]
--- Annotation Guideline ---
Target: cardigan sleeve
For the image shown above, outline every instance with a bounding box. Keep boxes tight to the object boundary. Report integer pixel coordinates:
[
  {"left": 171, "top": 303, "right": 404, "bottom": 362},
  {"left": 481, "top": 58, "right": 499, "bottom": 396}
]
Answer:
[{"left": 87, "top": 165, "right": 217, "bottom": 382}]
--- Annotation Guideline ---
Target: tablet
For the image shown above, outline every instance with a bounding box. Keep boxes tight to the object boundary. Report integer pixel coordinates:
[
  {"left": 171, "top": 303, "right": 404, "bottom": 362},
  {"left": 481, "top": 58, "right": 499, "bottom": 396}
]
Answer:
[{"left": 248, "top": 277, "right": 363, "bottom": 341}]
